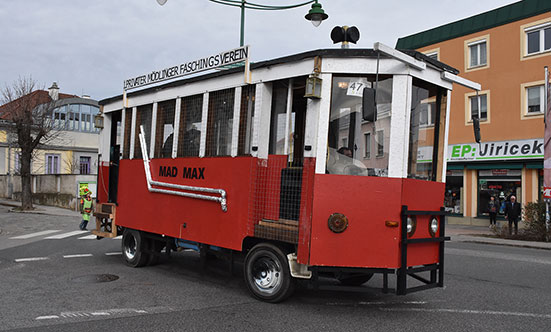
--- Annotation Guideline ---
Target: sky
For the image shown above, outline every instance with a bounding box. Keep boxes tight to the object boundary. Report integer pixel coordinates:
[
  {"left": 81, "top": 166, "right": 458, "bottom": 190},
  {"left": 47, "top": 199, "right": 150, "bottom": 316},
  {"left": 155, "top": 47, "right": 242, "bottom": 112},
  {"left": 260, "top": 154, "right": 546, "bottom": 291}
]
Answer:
[{"left": 0, "top": 0, "right": 517, "bottom": 101}]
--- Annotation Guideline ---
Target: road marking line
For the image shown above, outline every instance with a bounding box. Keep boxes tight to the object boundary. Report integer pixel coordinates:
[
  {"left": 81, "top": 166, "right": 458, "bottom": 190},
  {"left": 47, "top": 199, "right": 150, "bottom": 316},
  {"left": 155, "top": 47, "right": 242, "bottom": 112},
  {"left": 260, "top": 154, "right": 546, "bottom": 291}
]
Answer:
[
  {"left": 15, "top": 257, "right": 49, "bottom": 262},
  {"left": 78, "top": 235, "right": 98, "bottom": 240},
  {"left": 113, "top": 235, "right": 122, "bottom": 240},
  {"left": 63, "top": 254, "right": 93, "bottom": 258},
  {"left": 379, "top": 307, "right": 551, "bottom": 319},
  {"left": 91, "top": 312, "right": 110, "bottom": 316},
  {"left": 45, "top": 230, "right": 88, "bottom": 239},
  {"left": 105, "top": 252, "right": 122, "bottom": 256},
  {"left": 36, "top": 315, "right": 59, "bottom": 320},
  {"left": 10, "top": 230, "right": 61, "bottom": 239}
]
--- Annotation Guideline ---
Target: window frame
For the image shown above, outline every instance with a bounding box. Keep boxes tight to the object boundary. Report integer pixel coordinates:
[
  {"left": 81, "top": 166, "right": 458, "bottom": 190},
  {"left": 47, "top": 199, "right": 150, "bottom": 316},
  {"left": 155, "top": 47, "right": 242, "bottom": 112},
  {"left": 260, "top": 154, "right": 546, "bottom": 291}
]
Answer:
[
  {"left": 521, "top": 18, "right": 551, "bottom": 60},
  {"left": 364, "top": 132, "right": 371, "bottom": 159},
  {"left": 464, "top": 35, "right": 490, "bottom": 72},
  {"left": 45, "top": 153, "right": 61, "bottom": 174},
  {"left": 465, "top": 90, "right": 490, "bottom": 125},
  {"left": 376, "top": 130, "right": 384, "bottom": 158},
  {"left": 525, "top": 23, "right": 551, "bottom": 56},
  {"left": 520, "top": 81, "right": 546, "bottom": 119}
]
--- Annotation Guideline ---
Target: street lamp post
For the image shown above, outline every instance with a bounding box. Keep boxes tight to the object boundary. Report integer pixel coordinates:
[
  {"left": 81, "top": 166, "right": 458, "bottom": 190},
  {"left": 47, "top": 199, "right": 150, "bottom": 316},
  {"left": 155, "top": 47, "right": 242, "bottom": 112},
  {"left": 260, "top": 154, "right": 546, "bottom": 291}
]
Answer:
[{"left": 157, "top": 0, "right": 328, "bottom": 46}]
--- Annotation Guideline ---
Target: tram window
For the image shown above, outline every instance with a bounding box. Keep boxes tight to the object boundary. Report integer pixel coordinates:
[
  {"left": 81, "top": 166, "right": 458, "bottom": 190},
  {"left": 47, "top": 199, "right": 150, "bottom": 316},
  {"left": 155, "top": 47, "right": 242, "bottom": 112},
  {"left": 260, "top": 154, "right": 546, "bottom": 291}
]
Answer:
[
  {"left": 178, "top": 94, "right": 203, "bottom": 157},
  {"left": 238, "top": 85, "right": 255, "bottom": 156},
  {"left": 122, "top": 109, "right": 132, "bottom": 159},
  {"left": 154, "top": 100, "right": 176, "bottom": 159},
  {"left": 408, "top": 79, "right": 446, "bottom": 181},
  {"left": 206, "top": 88, "right": 235, "bottom": 157},
  {"left": 269, "top": 81, "right": 288, "bottom": 155},
  {"left": 327, "top": 76, "right": 392, "bottom": 177},
  {"left": 133, "top": 104, "right": 153, "bottom": 159}
]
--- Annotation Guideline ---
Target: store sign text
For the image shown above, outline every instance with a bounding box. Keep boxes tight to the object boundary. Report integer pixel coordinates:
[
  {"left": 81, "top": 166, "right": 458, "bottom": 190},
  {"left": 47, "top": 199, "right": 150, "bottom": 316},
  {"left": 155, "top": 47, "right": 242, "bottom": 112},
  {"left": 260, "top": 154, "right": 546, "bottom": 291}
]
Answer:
[
  {"left": 448, "top": 139, "right": 543, "bottom": 162},
  {"left": 124, "top": 46, "right": 249, "bottom": 91}
]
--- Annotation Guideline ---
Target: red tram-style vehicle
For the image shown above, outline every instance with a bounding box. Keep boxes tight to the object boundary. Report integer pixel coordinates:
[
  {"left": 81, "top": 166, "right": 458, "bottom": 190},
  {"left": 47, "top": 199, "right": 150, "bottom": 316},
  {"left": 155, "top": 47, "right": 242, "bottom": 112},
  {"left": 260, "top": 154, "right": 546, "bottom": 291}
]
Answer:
[{"left": 94, "top": 44, "right": 480, "bottom": 302}]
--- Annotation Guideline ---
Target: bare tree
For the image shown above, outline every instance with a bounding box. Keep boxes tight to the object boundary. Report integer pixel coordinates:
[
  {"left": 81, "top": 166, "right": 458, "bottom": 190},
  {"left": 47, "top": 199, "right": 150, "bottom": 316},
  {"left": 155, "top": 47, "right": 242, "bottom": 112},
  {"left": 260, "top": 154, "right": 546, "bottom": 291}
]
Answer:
[{"left": 0, "top": 77, "right": 61, "bottom": 210}]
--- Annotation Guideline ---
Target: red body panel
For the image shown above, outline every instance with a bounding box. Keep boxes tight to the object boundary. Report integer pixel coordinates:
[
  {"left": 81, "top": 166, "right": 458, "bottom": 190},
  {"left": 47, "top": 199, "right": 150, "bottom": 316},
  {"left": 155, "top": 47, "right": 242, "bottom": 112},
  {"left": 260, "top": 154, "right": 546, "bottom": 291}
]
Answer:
[
  {"left": 309, "top": 175, "right": 403, "bottom": 268},
  {"left": 106, "top": 156, "right": 445, "bottom": 270},
  {"left": 116, "top": 157, "right": 253, "bottom": 250},
  {"left": 97, "top": 163, "right": 109, "bottom": 203}
]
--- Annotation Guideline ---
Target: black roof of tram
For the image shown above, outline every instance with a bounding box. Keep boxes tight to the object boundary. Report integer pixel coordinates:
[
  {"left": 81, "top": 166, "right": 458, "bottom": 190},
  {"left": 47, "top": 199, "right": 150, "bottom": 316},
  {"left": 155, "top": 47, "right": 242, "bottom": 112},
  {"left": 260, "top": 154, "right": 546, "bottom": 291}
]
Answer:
[{"left": 99, "top": 48, "right": 459, "bottom": 106}]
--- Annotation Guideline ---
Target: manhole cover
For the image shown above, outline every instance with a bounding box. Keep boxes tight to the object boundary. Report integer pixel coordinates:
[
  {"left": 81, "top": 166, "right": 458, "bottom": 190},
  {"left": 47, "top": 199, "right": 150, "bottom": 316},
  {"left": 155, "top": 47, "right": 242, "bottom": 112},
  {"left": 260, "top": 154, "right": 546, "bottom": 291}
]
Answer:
[{"left": 72, "top": 274, "right": 119, "bottom": 283}]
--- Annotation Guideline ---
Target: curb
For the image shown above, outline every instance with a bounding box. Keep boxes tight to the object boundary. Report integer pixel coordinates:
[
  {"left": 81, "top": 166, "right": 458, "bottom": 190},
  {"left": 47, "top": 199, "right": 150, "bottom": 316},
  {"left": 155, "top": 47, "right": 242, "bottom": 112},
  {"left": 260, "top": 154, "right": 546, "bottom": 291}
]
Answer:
[{"left": 451, "top": 235, "right": 551, "bottom": 250}]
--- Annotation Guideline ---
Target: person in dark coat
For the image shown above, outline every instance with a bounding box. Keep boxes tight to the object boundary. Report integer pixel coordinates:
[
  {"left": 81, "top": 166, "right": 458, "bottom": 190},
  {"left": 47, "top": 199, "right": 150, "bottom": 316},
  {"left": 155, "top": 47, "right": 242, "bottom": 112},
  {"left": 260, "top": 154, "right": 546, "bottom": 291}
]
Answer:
[
  {"left": 487, "top": 196, "right": 498, "bottom": 228},
  {"left": 504, "top": 195, "right": 521, "bottom": 235}
]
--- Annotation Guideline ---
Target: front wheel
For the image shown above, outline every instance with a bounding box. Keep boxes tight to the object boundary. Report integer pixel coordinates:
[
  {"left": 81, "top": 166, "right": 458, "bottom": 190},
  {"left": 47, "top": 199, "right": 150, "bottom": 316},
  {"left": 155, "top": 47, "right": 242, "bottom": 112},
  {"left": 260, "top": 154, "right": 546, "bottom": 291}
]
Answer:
[
  {"left": 244, "top": 243, "right": 295, "bottom": 303},
  {"left": 122, "top": 229, "right": 149, "bottom": 267}
]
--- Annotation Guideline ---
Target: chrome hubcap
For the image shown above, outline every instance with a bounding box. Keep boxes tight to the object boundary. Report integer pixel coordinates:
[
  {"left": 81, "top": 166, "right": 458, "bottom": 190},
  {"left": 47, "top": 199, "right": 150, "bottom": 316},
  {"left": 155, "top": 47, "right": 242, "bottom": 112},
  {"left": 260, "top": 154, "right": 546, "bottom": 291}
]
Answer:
[
  {"left": 124, "top": 235, "right": 137, "bottom": 260},
  {"left": 252, "top": 256, "right": 282, "bottom": 295}
]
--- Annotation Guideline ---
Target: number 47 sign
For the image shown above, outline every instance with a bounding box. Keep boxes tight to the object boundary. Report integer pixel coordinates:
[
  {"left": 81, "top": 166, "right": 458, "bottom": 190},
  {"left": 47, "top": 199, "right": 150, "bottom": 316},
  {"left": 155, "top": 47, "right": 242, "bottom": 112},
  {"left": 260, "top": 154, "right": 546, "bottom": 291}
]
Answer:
[{"left": 347, "top": 79, "right": 371, "bottom": 97}]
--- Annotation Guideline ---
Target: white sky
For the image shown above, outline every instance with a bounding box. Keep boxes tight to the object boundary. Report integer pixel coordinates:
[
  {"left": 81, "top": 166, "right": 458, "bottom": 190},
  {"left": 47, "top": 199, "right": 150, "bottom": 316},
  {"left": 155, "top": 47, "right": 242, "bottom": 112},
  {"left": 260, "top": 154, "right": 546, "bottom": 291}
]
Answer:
[{"left": 0, "top": 0, "right": 515, "bottom": 100}]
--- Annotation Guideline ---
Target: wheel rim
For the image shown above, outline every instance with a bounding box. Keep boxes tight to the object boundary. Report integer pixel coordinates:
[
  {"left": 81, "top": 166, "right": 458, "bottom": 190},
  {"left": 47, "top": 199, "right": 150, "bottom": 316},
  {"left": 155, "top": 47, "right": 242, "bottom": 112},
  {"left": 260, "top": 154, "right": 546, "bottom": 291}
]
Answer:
[
  {"left": 251, "top": 255, "right": 282, "bottom": 295},
  {"left": 124, "top": 234, "right": 137, "bottom": 260}
]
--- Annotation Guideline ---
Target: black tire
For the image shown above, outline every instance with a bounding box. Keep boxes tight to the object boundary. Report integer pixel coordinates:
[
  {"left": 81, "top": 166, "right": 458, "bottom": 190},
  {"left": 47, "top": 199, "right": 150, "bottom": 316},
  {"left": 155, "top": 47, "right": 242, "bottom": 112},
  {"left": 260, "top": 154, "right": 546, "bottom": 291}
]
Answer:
[
  {"left": 244, "top": 243, "right": 295, "bottom": 303},
  {"left": 336, "top": 272, "right": 374, "bottom": 286},
  {"left": 147, "top": 239, "right": 165, "bottom": 266},
  {"left": 121, "top": 229, "right": 149, "bottom": 267}
]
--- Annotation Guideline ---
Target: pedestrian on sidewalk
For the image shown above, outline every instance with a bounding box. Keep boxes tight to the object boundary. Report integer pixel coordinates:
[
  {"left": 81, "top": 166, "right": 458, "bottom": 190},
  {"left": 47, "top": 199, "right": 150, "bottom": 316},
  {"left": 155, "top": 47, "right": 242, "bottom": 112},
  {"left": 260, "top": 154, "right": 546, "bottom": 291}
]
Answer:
[
  {"left": 79, "top": 190, "right": 94, "bottom": 231},
  {"left": 504, "top": 195, "right": 521, "bottom": 236},
  {"left": 487, "top": 196, "right": 498, "bottom": 228}
]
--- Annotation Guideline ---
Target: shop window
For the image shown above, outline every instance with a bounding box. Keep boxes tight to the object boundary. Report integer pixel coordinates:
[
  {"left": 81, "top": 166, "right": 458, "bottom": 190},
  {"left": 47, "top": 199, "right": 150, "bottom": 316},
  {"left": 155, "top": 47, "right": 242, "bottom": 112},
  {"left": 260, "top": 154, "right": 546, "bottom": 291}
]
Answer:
[
  {"left": 238, "top": 85, "right": 255, "bottom": 156},
  {"left": 122, "top": 109, "right": 132, "bottom": 159},
  {"left": 445, "top": 170, "right": 463, "bottom": 214},
  {"left": 478, "top": 169, "right": 522, "bottom": 217},
  {"left": 154, "top": 100, "right": 176, "bottom": 159},
  {"left": 133, "top": 104, "right": 153, "bottom": 159},
  {"left": 206, "top": 88, "right": 234, "bottom": 157},
  {"left": 178, "top": 94, "right": 203, "bottom": 157}
]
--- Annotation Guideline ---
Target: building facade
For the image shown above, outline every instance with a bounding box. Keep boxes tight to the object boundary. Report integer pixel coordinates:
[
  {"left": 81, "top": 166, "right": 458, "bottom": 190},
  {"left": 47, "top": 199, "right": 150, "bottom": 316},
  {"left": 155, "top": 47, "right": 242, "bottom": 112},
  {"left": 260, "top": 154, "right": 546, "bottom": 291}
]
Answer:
[
  {"left": 0, "top": 83, "right": 100, "bottom": 206},
  {"left": 396, "top": 0, "right": 551, "bottom": 218}
]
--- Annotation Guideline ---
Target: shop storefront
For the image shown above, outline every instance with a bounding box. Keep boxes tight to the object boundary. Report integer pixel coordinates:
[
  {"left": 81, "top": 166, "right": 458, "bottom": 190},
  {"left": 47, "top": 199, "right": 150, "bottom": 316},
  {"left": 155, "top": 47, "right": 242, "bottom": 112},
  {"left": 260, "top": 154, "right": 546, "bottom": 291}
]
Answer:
[{"left": 446, "top": 138, "right": 543, "bottom": 218}]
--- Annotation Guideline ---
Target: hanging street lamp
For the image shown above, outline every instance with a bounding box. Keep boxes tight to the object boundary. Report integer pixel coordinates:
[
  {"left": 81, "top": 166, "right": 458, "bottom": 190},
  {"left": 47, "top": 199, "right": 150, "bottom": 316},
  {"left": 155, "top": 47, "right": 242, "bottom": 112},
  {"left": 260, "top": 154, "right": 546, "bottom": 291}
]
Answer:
[{"left": 157, "top": 0, "right": 328, "bottom": 46}]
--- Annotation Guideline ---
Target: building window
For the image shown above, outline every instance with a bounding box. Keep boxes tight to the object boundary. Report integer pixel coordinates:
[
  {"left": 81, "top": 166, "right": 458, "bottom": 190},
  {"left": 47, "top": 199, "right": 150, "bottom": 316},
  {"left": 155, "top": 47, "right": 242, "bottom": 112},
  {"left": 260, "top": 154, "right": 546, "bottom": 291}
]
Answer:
[
  {"left": 364, "top": 133, "right": 371, "bottom": 159},
  {"left": 468, "top": 40, "right": 487, "bottom": 68},
  {"left": 419, "top": 100, "right": 436, "bottom": 126},
  {"left": 526, "top": 85, "right": 544, "bottom": 114},
  {"left": 526, "top": 24, "right": 551, "bottom": 56},
  {"left": 45, "top": 154, "right": 60, "bottom": 174},
  {"left": 469, "top": 94, "right": 488, "bottom": 121},
  {"left": 79, "top": 156, "right": 91, "bottom": 175},
  {"left": 376, "top": 130, "right": 384, "bottom": 157}
]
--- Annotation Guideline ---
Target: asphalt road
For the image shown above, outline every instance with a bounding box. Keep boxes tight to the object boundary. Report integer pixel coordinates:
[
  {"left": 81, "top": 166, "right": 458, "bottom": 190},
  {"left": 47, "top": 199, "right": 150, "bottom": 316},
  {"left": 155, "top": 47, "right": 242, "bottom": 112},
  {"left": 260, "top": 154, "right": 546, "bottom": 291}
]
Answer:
[{"left": 1, "top": 207, "right": 550, "bottom": 331}]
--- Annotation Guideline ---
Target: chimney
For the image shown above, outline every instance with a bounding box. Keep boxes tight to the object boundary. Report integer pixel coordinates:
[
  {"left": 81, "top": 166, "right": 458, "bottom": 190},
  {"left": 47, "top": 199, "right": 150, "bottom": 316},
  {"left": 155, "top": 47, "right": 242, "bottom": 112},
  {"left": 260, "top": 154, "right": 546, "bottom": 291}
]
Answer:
[{"left": 48, "top": 82, "right": 59, "bottom": 101}]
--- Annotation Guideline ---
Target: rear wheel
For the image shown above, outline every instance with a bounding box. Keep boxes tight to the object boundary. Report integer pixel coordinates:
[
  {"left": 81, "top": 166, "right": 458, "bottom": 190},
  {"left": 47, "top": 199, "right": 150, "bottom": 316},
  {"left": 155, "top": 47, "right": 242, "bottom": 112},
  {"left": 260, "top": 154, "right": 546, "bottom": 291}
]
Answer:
[
  {"left": 122, "top": 229, "right": 149, "bottom": 267},
  {"left": 336, "top": 272, "right": 374, "bottom": 286},
  {"left": 244, "top": 243, "right": 295, "bottom": 303}
]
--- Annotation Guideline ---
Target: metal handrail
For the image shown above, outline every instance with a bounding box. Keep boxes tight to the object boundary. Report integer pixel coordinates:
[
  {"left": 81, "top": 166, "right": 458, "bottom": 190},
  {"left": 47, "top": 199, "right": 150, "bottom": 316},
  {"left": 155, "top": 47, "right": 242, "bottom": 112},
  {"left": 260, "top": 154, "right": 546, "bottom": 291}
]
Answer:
[{"left": 138, "top": 125, "right": 227, "bottom": 212}]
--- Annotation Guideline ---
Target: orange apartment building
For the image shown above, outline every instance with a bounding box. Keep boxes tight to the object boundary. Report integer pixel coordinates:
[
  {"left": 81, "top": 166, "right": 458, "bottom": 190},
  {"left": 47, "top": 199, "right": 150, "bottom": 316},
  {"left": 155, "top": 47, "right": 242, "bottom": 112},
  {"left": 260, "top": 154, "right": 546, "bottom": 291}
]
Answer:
[{"left": 397, "top": 0, "right": 551, "bottom": 219}]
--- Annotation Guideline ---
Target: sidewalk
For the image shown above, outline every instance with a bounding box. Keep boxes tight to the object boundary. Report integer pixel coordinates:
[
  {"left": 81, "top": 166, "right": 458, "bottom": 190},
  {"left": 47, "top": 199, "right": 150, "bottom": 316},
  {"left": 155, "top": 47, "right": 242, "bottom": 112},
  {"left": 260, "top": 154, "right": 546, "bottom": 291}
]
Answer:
[
  {"left": 0, "top": 198, "right": 79, "bottom": 217},
  {"left": 446, "top": 220, "right": 551, "bottom": 250}
]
